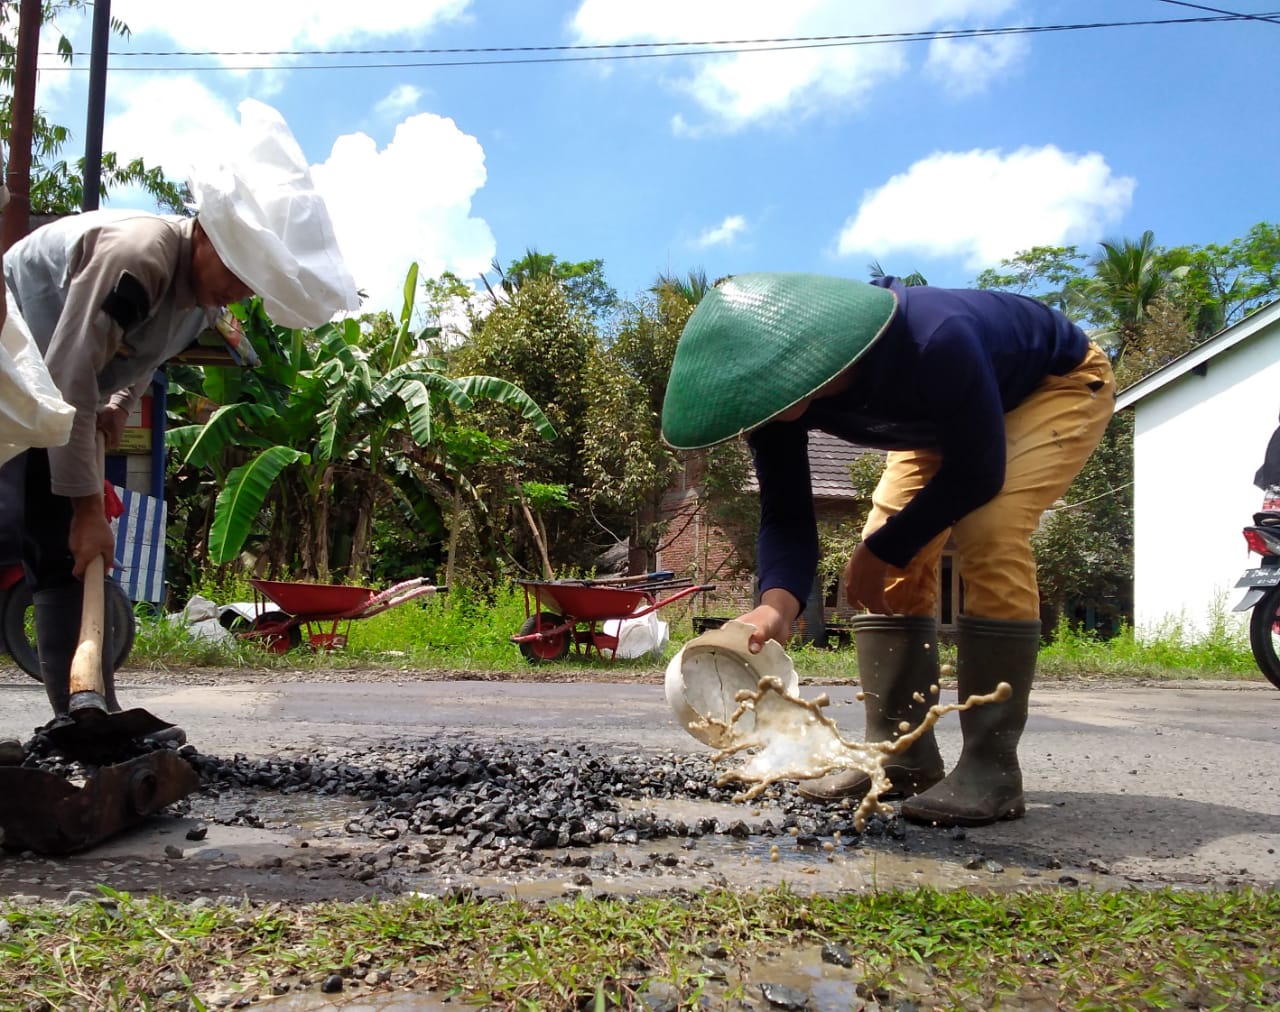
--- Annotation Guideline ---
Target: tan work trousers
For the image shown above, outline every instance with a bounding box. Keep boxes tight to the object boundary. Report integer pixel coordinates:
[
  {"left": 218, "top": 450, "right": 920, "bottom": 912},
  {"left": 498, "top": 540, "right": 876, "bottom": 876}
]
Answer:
[{"left": 862, "top": 342, "right": 1115, "bottom": 621}]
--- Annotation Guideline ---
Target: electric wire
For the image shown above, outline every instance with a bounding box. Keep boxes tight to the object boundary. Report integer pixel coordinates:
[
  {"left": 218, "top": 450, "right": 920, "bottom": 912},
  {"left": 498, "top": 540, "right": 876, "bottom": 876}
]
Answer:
[
  {"left": 36, "top": 12, "right": 1280, "bottom": 73},
  {"left": 1153, "top": 0, "right": 1280, "bottom": 26}
]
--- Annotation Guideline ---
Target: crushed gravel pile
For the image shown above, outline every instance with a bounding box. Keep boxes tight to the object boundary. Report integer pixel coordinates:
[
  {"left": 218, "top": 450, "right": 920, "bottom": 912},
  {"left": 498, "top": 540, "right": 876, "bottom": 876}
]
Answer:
[{"left": 185, "top": 738, "right": 903, "bottom": 875}]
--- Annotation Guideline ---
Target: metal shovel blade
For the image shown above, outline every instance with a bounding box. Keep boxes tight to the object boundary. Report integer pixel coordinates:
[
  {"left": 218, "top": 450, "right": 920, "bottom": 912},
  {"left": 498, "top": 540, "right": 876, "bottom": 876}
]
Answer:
[
  {"left": 0, "top": 751, "right": 199, "bottom": 855},
  {"left": 42, "top": 707, "right": 177, "bottom": 764}
]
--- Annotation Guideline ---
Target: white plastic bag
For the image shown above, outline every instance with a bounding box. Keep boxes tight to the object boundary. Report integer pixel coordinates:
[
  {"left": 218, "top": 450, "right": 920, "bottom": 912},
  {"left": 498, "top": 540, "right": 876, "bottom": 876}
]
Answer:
[
  {"left": 0, "top": 292, "right": 74, "bottom": 466},
  {"left": 167, "top": 594, "right": 233, "bottom": 643},
  {"left": 602, "top": 611, "right": 670, "bottom": 660}
]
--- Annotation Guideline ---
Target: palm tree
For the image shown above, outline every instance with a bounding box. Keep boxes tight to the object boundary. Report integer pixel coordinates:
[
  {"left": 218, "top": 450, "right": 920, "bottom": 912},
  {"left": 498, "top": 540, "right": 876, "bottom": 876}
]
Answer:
[
  {"left": 1084, "top": 230, "right": 1166, "bottom": 354},
  {"left": 868, "top": 261, "right": 928, "bottom": 287},
  {"left": 650, "top": 269, "right": 711, "bottom": 306}
]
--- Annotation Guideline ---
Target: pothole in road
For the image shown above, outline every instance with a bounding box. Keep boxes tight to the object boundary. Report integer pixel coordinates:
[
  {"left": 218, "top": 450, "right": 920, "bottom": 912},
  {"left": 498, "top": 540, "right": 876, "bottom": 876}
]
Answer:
[{"left": 173, "top": 745, "right": 1112, "bottom": 899}]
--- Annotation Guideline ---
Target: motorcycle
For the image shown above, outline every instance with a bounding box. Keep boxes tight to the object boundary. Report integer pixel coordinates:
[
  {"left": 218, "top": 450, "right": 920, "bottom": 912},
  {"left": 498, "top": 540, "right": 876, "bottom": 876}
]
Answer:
[
  {"left": 0, "top": 560, "right": 137, "bottom": 683},
  {"left": 1232, "top": 514, "right": 1280, "bottom": 690}
]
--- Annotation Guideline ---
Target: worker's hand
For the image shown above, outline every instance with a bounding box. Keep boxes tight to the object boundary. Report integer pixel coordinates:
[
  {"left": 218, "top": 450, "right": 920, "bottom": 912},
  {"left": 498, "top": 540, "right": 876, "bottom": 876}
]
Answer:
[
  {"left": 97, "top": 404, "right": 129, "bottom": 451},
  {"left": 844, "top": 541, "right": 893, "bottom": 615},
  {"left": 737, "top": 588, "right": 802, "bottom": 654},
  {"left": 69, "top": 498, "right": 115, "bottom": 579}
]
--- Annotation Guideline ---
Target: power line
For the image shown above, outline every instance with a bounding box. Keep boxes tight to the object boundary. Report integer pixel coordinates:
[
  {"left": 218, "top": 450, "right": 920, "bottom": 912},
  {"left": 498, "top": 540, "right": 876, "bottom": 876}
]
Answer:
[
  {"left": 1154, "top": 0, "right": 1280, "bottom": 26},
  {"left": 36, "top": 12, "right": 1279, "bottom": 72}
]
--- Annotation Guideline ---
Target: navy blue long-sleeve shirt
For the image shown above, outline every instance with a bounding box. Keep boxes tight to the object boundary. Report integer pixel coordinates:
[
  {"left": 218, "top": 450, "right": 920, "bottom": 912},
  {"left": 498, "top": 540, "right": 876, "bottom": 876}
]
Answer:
[{"left": 748, "top": 277, "right": 1088, "bottom": 607}]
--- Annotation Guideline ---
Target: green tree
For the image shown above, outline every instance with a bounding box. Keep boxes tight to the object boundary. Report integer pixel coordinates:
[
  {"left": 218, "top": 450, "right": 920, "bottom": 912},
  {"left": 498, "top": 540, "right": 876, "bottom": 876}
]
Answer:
[
  {"left": 638, "top": 272, "right": 763, "bottom": 585},
  {"left": 451, "top": 274, "right": 604, "bottom": 577},
  {"left": 0, "top": 2, "right": 184, "bottom": 213},
  {"left": 650, "top": 269, "right": 712, "bottom": 306},
  {"left": 973, "top": 245, "right": 1088, "bottom": 316},
  {"left": 581, "top": 283, "right": 690, "bottom": 572},
  {"left": 483, "top": 248, "right": 618, "bottom": 319},
  {"left": 869, "top": 260, "right": 928, "bottom": 287},
  {"left": 1158, "top": 223, "right": 1280, "bottom": 338},
  {"left": 1109, "top": 295, "right": 1199, "bottom": 390}
]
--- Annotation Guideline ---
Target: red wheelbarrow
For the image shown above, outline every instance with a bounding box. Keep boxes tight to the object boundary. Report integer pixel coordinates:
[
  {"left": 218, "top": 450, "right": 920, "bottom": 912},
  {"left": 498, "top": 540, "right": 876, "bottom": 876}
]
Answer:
[
  {"left": 512, "top": 574, "right": 715, "bottom": 663},
  {"left": 242, "top": 577, "right": 445, "bottom": 653}
]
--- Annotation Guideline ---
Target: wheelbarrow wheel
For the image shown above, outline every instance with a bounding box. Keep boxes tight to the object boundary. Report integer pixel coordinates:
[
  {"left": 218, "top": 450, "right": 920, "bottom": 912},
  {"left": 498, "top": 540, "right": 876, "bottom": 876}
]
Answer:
[
  {"left": 517, "top": 613, "right": 570, "bottom": 663},
  {"left": 246, "top": 610, "right": 303, "bottom": 654}
]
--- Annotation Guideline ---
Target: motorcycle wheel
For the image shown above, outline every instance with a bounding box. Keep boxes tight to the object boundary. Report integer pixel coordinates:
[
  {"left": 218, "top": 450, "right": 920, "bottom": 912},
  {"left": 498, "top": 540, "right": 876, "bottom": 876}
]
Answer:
[
  {"left": 1247, "top": 583, "right": 1280, "bottom": 690},
  {"left": 1, "top": 579, "right": 137, "bottom": 682}
]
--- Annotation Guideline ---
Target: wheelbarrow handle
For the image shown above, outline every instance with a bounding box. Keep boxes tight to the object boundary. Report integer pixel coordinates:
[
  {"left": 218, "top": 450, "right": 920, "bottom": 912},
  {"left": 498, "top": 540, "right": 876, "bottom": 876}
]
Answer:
[
  {"left": 346, "top": 579, "right": 447, "bottom": 621},
  {"left": 626, "top": 582, "right": 717, "bottom": 618}
]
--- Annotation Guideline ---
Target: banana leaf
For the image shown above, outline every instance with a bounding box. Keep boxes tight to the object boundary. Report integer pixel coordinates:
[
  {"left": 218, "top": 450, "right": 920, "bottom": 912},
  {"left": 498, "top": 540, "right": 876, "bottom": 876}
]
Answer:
[{"left": 208, "top": 445, "right": 310, "bottom": 565}]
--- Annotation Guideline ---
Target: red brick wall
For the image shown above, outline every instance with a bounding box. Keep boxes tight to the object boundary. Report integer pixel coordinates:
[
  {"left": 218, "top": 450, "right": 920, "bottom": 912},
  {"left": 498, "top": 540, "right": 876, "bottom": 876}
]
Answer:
[{"left": 656, "top": 456, "right": 867, "bottom": 626}]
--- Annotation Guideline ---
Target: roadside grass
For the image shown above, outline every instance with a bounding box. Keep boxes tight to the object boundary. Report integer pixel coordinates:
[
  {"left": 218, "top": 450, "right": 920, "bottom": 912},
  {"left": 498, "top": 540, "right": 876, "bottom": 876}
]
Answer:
[
  {"left": 128, "top": 581, "right": 1269, "bottom": 686},
  {"left": 1, "top": 885, "right": 1275, "bottom": 1009}
]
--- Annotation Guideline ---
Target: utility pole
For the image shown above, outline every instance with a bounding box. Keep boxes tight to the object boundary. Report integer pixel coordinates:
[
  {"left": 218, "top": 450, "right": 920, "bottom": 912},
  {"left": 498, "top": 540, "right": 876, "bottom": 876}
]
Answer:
[
  {"left": 3, "top": 0, "right": 42, "bottom": 250},
  {"left": 81, "top": 0, "right": 112, "bottom": 212}
]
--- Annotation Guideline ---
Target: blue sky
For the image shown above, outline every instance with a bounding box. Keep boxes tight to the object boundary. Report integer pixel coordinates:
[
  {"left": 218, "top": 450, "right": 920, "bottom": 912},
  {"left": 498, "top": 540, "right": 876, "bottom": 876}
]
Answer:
[{"left": 23, "top": 0, "right": 1280, "bottom": 321}]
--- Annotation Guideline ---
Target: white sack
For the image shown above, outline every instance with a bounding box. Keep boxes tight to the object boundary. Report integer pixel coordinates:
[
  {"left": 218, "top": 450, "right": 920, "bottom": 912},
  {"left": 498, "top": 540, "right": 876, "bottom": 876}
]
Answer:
[
  {"left": 0, "top": 292, "right": 74, "bottom": 466},
  {"left": 602, "top": 611, "right": 670, "bottom": 660}
]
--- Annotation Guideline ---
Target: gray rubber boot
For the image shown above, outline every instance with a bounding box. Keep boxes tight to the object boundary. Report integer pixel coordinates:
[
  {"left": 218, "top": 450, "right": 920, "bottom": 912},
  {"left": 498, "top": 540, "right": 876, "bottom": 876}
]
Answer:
[
  {"left": 34, "top": 582, "right": 122, "bottom": 717},
  {"left": 900, "top": 615, "right": 1041, "bottom": 827},
  {"left": 798, "top": 614, "right": 945, "bottom": 803}
]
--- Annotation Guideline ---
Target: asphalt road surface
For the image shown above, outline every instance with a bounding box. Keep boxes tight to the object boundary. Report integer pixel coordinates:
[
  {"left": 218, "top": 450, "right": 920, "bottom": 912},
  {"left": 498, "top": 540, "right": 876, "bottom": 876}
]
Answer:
[{"left": 1, "top": 669, "right": 1277, "bottom": 897}]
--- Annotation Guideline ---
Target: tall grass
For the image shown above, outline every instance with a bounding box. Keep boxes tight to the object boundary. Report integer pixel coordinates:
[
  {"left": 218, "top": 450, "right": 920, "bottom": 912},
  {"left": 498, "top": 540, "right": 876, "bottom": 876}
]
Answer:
[
  {"left": 342, "top": 583, "right": 534, "bottom": 669},
  {"left": 1036, "top": 608, "right": 1256, "bottom": 680},
  {"left": 124, "top": 582, "right": 1267, "bottom": 684}
]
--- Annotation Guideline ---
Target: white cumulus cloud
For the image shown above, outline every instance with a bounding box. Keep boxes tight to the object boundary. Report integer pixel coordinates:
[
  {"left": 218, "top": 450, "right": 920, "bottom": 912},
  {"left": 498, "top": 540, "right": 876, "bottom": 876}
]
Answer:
[
  {"left": 570, "top": 0, "right": 1025, "bottom": 130},
  {"left": 103, "top": 76, "right": 242, "bottom": 178},
  {"left": 98, "top": 77, "right": 495, "bottom": 320},
  {"left": 375, "top": 85, "right": 425, "bottom": 121},
  {"left": 693, "top": 214, "right": 747, "bottom": 249},
  {"left": 835, "top": 146, "right": 1136, "bottom": 269},
  {"left": 925, "top": 31, "right": 1027, "bottom": 96},
  {"left": 108, "top": 0, "right": 472, "bottom": 62},
  {"left": 312, "top": 113, "right": 496, "bottom": 318}
]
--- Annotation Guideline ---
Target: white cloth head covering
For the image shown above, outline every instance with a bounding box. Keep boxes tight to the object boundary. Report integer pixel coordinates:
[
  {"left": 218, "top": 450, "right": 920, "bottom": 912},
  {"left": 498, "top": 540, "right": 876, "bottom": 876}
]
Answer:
[{"left": 189, "top": 99, "right": 360, "bottom": 329}]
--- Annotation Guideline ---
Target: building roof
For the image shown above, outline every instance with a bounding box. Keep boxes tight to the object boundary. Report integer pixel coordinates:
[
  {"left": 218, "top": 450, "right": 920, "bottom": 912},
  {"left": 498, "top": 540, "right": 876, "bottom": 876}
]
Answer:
[
  {"left": 807, "top": 430, "right": 883, "bottom": 500},
  {"left": 1116, "top": 297, "right": 1280, "bottom": 411}
]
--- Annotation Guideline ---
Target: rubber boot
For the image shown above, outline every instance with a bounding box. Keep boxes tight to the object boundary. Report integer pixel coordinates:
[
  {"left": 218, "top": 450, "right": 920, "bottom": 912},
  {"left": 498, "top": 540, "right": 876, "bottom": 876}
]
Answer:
[
  {"left": 900, "top": 615, "right": 1041, "bottom": 827},
  {"left": 33, "top": 584, "right": 82, "bottom": 719},
  {"left": 798, "top": 614, "right": 945, "bottom": 803}
]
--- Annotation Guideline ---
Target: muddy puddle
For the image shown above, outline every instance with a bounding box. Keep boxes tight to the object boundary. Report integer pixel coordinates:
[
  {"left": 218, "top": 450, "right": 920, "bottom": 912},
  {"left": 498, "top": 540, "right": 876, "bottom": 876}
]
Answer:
[
  {"left": 178, "top": 785, "right": 1113, "bottom": 900},
  {"left": 193, "top": 788, "right": 359, "bottom": 835}
]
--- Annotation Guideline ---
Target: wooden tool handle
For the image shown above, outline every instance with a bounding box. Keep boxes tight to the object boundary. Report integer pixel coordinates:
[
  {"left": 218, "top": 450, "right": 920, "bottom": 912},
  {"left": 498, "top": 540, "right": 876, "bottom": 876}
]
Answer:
[
  {"left": 69, "top": 433, "right": 107, "bottom": 697},
  {"left": 69, "top": 556, "right": 105, "bottom": 695}
]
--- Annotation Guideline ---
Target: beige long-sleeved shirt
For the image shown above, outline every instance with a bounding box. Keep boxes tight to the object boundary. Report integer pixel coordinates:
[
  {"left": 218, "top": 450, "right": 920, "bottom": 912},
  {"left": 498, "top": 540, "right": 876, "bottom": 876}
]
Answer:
[{"left": 3, "top": 211, "right": 208, "bottom": 497}]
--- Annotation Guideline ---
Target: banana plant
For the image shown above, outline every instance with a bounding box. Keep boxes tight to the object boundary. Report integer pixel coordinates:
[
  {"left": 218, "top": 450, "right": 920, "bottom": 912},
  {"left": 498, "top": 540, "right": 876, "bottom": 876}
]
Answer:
[{"left": 167, "top": 264, "right": 556, "bottom": 573}]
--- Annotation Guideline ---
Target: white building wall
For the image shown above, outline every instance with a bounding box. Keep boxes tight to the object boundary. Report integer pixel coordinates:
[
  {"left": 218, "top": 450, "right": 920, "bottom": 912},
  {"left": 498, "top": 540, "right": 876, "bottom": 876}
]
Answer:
[{"left": 1130, "top": 329, "right": 1280, "bottom": 636}]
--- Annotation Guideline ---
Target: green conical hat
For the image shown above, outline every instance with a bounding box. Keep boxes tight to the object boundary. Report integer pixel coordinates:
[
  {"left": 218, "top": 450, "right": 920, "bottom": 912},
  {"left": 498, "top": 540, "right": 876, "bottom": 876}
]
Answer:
[{"left": 661, "top": 273, "right": 897, "bottom": 450}]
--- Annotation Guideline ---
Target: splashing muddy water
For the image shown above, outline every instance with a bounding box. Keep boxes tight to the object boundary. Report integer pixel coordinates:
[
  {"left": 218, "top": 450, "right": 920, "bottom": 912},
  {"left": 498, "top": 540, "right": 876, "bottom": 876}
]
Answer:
[{"left": 667, "top": 621, "right": 1010, "bottom": 830}]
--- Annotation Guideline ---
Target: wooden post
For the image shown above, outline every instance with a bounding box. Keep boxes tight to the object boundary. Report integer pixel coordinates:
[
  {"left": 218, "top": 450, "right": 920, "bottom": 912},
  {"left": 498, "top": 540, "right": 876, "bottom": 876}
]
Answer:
[{"left": 3, "top": 0, "right": 42, "bottom": 251}]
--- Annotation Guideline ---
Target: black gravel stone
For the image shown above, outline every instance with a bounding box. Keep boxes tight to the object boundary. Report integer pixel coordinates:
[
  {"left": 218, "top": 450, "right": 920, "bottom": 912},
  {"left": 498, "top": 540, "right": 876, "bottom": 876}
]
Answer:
[{"left": 19, "top": 735, "right": 911, "bottom": 875}]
